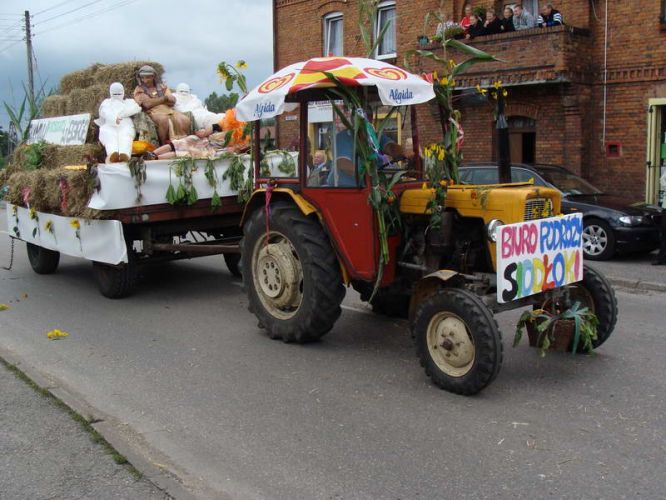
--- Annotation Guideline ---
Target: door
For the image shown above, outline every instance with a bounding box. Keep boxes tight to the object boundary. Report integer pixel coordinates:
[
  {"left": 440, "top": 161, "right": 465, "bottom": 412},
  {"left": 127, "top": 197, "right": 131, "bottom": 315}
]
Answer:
[
  {"left": 508, "top": 116, "right": 536, "bottom": 164},
  {"left": 646, "top": 99, "right": 666, "bottom": 205}
]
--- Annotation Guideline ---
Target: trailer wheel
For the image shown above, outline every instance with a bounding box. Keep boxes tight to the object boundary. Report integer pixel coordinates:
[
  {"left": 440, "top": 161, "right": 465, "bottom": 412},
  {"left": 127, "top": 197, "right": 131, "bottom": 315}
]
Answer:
[
  {"left": 26, "top": 243, "right": 60, "bottom": 274},
  {"left": 224, "top": 253, "right": 241, "bottom": 278},
  {"left": 92, "top": 252, "right": 138, "bottom": 299},
  {"left": 412, "top": 288, "right": 503, "bottom": 395},
  {"left": 241, "top": 202, "right": 344, "bottom": 343}
]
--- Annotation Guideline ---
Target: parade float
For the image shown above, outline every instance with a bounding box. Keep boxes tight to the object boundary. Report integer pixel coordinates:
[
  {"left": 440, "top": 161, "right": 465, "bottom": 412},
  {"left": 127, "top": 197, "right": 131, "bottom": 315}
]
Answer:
[{"left": 2, "top": 61, "right": 295, "bottom": 297}]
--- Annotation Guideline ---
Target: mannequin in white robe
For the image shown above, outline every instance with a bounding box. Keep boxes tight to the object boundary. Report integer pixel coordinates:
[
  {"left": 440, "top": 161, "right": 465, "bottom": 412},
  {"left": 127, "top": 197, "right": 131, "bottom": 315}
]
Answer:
[
  {"left": 173, "top": 83, "right": 224, "bottom": 129},
  {"left": 96, "top": 82, "right": 141, "bottom": 163}
]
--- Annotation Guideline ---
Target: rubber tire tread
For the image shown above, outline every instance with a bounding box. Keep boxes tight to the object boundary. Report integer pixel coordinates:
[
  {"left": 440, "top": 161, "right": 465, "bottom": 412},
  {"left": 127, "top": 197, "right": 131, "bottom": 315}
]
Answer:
[
  {"left": 224, "top": 253, "right": 242, "bottom": 278},
  {"left": 92, "top": 252, "right": 138, "bottom": 299},
  {"left": 411, "top": 288, "right": 503, "bottom": 395},
  {"left": 574, "top": 264, "right": 618, "bottom": 351},
  {"left": 26, "top": 243, "right": 60, "bottom": 274},
  {"left": 240, "top": 202, "right": 345, "bottom": 343},
  {"left": 583, "top": 218, "right": 615, "bottom": 261}
]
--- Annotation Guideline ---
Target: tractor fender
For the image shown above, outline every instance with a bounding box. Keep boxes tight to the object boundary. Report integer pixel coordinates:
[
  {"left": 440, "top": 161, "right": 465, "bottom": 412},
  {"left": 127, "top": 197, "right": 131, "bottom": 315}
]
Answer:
[
  {"left": 241, "top": 188, "right": 318, "bottom": 226},
  {"left": 409, "top": 270, "right": 465, "bottom": 321}
]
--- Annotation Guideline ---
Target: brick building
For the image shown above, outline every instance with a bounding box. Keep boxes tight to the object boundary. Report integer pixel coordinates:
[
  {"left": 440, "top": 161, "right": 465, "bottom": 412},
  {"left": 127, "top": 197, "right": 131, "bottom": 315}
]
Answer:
[{"left": 272, "top": 0, "right": 666, "bottom": 202}]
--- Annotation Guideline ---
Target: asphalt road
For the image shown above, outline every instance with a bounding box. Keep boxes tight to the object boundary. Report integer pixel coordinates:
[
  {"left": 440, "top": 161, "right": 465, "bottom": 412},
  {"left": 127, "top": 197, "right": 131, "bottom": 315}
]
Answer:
[{"left": 1, "top": 229, "right": 665, "bottom": 498}]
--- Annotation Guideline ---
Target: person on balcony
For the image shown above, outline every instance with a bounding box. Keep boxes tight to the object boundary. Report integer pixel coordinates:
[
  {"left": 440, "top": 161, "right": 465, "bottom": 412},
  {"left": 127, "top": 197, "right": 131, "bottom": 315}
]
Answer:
[
  {"left": 483, "top": 9, "right": 503, "bottom": 35},
  {"left": 466, "top": 14, "right": 486, "bottom": 39},
  {"left": 537, "top": 4, "right": 563, "bottom": 27},
  {"left": 512, "top": 4, "right": 537, "bottom": 30},
  {"left": 500, "top": 7, "right": 516, "bottom": 33},
  {"left": 459, "top": 3, "right": 474, "bottom": 34}
]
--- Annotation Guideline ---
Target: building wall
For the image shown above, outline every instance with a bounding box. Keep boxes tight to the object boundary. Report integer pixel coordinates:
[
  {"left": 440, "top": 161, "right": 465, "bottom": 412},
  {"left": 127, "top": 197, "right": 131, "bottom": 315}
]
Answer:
[{"left": 273, "top": 0, "right": 666, "bottom": 201}]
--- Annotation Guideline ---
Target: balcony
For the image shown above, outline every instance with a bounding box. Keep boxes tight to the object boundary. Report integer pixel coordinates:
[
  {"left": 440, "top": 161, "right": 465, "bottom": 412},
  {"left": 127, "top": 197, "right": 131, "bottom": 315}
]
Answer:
[{"left": 414, "top": 25, "right": 593, "bottom": 89}]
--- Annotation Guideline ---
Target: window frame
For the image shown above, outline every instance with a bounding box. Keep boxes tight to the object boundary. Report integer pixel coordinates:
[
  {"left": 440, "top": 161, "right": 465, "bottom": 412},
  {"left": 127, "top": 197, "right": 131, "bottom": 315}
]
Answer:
[
  {"left": 323, "top": 12, "right": 344, "bottom": 57},
  {"left": 375, "top": 1, "right": 397, "bottom": 60}
]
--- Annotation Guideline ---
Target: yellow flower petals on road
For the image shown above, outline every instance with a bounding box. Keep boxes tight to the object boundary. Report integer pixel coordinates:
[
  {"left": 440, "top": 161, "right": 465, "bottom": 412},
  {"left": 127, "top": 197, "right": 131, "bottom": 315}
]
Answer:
[
  {"left": 47, "top": 329, "right": 69, "bottom": 340},
  {"left": 0, "top": 304, "right": 10, "bottom": 311}
]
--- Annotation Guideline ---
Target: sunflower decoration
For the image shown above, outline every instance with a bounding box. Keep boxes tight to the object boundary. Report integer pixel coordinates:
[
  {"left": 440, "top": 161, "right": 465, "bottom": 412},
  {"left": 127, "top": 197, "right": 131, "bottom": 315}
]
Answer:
[
  {"left": 217, "top": 60, "right": 248, "bottom": 94},
  {"left": 423, "top": 144, "right": 451, "bottom": 228},
  {"left": 69, "top": 219, "right": 82, "bottom": 250},
  {"left": 29, "top": 208, "right": 40, "bottom": 238}
]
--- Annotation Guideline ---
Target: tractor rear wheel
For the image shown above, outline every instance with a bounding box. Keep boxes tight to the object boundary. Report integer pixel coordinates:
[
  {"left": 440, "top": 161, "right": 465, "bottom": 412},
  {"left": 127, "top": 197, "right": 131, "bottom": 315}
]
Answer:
[
  {"left": 26, "top": 243, "right": 60, "bottom": 274},
  {"left": 241, "top": 202, "right": 345, "bottom": 343},
  {"left": 412, "top": 288, "right": 503, "bottom": 395}
]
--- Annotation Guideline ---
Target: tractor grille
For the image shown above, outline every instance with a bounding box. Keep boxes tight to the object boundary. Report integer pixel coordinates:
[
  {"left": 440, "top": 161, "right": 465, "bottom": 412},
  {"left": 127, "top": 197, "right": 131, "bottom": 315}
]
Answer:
[{"left": 524, "top": 198, "right": 554, "bottom": 221}]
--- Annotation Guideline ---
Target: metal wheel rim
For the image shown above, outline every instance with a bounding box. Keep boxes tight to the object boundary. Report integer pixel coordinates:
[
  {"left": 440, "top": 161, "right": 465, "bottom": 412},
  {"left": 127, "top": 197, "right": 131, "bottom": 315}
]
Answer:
[
  {"left": 251, "top": 230, "right": 303, "bottom": 320},
  {"left": 582, "top": 224, "right": 608, "bottom": 256},
  {"left": 426, "top": 312, "right": 476, "bottom": 378}
]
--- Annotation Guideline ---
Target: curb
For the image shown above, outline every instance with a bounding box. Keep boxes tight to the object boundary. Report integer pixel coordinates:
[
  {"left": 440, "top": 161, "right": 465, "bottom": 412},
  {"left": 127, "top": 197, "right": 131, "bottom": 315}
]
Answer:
[
  {"left": 0, "top": 346, "right": 211, "bottom": 500},
  {"left": 607, "top": 277, "right": 666, "bottom": 294}
]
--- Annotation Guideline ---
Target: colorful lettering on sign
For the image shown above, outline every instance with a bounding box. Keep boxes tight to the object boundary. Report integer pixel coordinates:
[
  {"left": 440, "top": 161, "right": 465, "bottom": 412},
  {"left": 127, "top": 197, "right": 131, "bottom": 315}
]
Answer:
[{"left": 497, "top": 213, "right": 584, "bottom": 303}]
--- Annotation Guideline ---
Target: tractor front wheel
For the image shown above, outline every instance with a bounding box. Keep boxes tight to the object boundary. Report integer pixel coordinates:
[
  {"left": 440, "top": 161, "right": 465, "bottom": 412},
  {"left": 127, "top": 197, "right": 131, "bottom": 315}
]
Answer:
[
  {"left": 412, "top": 288, "right": 503, "bottom": 395},
  {"left": 241, "top": 202, "right": 345, "bottom": 343}
]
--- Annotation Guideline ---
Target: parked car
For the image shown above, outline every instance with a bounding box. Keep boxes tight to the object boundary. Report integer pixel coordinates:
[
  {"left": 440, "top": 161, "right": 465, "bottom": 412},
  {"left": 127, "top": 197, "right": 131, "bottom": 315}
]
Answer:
[{"left": 459, "top": 163, "right": 661, "bottom": 260}]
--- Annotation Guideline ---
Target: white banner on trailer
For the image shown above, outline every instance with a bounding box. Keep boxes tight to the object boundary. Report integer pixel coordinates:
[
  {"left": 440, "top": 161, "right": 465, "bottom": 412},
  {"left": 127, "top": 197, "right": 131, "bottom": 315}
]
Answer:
[
  {"left": 28, "top": 114, "right": 91, "bottom": 145},
  {"left": 88, "top": 152, "right": 298, "bottom": 211},
  {"left": 5, "top": 205, "right": 128, "bottom": 264}
]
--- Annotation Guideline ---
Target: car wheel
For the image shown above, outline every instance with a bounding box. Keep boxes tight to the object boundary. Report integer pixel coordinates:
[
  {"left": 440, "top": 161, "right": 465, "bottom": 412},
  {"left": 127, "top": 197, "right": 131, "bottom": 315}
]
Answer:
[{"left": 582, "top": 219, "right": 615, "bottom": 260}]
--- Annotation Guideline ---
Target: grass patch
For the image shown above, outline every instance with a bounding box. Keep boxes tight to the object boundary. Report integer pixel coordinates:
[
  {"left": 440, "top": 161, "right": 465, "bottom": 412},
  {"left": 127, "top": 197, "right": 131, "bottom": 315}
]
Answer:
[{"left": 0, "top": 355, "right": 143, "bottom": 480}]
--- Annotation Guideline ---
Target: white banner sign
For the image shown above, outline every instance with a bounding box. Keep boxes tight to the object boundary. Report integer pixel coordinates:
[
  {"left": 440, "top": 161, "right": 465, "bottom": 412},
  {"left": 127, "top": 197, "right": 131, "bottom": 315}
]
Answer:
[
  {"left": 28, "top": 113, "right": 91, "bottom": 145},
  {"left": 496, "top": 213, "right": 584, "bottom": 304}
]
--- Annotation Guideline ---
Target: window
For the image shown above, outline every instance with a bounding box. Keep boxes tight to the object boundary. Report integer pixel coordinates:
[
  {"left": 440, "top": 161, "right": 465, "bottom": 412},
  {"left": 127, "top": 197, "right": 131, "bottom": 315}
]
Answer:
[
  {"left": 376, "top": 1, "right": 396, "bottom": 59},
  {"left": 323, "top": 12, "right": 343, "bottom": 56}
]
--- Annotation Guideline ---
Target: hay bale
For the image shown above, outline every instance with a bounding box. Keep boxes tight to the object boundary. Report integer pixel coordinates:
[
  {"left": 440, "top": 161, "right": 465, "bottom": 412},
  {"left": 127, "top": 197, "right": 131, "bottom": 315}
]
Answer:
[
  {"left": 62, "top": 168, "right": 96, "bottom": 217},
  {"left": 94, "top": 61, "right": 164, "bottom": 94},
  {"left": 66, "top": 84, "right": 108, "bottom": 117},
  {"left": 41, "top": 95, "right": 69, "bottom": 118},
  {"left": 60, "top": 66, "right": 98, "bottom": 95},
  {"left": 5, "top": 172, "right": 32, "bottom": 206},
  {"left": 40, "top": 144, "right": 104, "bottom": 171}
]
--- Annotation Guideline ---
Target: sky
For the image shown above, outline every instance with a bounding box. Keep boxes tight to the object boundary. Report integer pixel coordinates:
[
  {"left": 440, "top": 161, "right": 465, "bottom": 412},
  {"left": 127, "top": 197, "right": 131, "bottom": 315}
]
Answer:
[{"left": 0, "top": 0, "right": 274, "bottom": 130}]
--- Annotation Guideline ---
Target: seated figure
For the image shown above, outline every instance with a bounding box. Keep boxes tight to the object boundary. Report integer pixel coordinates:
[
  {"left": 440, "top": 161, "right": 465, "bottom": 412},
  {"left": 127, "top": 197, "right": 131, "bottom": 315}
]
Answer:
[
  {"left": 174, "top": 83, "right": 225, "bottom": 129},
  {"left": 96, "top": 82, "right": 141, "bottom": 163},
  {"left": 133, "top": 65, "right": 191, "bottom": 145}
]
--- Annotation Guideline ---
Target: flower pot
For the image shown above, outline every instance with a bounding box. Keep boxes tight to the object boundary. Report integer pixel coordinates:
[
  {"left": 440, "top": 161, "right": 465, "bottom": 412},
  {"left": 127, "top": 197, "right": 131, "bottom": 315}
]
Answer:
[
  {"left": 526, "top": 319, "right": 575, "bottom": 352},
  {"left": 417, "top": 35, "right": 429, "bottom": 46}
]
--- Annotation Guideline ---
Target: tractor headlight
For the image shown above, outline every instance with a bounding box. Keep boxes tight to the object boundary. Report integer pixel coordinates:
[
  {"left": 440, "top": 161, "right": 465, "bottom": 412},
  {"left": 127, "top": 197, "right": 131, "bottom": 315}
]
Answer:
[{"left": 487, "top": 219, "right": 504, "bottom": 242}]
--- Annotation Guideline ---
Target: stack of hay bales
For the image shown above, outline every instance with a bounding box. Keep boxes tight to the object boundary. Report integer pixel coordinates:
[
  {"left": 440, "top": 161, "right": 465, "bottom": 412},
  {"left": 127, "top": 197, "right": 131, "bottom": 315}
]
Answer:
[{"left": 4, "top": 61, "right": 164, "bottom": 219}]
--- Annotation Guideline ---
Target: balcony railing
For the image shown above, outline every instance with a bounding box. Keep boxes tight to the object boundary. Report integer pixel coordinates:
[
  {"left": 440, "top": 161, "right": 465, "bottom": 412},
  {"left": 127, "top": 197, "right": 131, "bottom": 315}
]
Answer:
[{"left": 414, "top": 25, "right": 593, "bottom": 89}]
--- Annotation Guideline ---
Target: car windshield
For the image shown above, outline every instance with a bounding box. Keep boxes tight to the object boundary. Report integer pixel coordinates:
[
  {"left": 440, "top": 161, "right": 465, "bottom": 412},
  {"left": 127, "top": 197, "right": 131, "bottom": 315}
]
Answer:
[{"left": 537, "top": 168, "right": 602, "bottom": 196}]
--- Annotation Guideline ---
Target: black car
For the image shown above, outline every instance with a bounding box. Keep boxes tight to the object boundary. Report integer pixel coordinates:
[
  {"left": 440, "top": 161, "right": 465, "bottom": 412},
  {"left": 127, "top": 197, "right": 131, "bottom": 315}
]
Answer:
[{"left": 459, "top": 163, "right": 661, "bottom": 260}]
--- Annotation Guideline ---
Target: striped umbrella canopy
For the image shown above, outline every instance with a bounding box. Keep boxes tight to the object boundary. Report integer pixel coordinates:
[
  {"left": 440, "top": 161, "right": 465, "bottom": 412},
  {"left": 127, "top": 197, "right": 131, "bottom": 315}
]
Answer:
[{"left": 235, "top": 56, "right": 435, "bottom": 122}]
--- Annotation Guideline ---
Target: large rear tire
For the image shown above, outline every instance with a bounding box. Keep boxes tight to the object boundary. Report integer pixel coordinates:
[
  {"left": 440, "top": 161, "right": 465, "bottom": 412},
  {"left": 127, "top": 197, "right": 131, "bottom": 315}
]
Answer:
[
  {"left": 412, "top": 288, "right": 503, "bottom": 395},
  {"left": 92, "top": 252, "right": 138, "bottom": 299},
  {"left": 241, "top": 202, "right": 345, "bottom": 343},
  {"left": 26, "top": 243, "right": 60, "bottom": 274}
]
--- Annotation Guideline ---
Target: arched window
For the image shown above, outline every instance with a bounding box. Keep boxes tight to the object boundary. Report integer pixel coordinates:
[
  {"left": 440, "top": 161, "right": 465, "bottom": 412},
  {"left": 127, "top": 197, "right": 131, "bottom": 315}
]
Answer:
[{"left": 323, "top": 12, "right": 343, "bottom": 56}]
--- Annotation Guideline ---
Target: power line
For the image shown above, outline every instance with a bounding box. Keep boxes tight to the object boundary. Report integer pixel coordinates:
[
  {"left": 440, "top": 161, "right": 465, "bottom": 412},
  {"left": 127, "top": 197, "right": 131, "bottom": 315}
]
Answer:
[
  {"left": 35, "top": 0, "right": 140, "bottom": 36},
  {"left": 0, "top": 39, "right": 22, "bottom": 55},
  {"left": 34, "top": 0, "right": 105, "bottom": 26},
  {"left": 33, "top": 0, "right": 82, "bottom": 17}
]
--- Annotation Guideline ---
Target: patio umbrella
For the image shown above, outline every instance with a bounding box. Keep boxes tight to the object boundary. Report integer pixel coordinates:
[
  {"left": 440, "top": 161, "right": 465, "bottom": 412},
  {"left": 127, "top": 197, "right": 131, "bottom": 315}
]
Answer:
[{"left": 235, "top": 56, "right": 435, "bottom": 122}]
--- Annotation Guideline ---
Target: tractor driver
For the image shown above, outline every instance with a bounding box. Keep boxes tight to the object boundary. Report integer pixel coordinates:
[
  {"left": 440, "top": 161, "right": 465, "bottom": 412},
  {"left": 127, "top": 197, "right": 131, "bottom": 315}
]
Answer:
[{"left": 328, "top": 105, "right": 403, "bottom": 187}]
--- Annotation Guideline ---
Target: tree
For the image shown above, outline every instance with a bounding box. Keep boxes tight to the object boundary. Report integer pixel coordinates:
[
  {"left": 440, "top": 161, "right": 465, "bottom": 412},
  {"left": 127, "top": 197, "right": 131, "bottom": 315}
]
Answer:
[{"left": 204, "top": 91, "right": 239, "bottom": 113}]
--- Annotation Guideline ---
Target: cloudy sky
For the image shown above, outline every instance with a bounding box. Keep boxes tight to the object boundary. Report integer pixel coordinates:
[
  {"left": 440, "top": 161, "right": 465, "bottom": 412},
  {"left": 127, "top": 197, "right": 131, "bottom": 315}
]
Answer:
[{"left": 0, "top": 0, "right": 274, "bottom": 129}]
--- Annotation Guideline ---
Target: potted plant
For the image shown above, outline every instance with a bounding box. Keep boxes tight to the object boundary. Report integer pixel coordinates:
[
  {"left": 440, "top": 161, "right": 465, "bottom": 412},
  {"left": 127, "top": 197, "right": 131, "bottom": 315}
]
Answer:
[{"left": 514, "top": 301, "right": 599, "bottom": 356}]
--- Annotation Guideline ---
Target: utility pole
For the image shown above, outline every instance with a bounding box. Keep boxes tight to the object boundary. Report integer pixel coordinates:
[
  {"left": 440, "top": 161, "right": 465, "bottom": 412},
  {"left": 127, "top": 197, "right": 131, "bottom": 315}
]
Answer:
[{"left": 24, "top": 10, "right": 34, "bottom": 104}]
